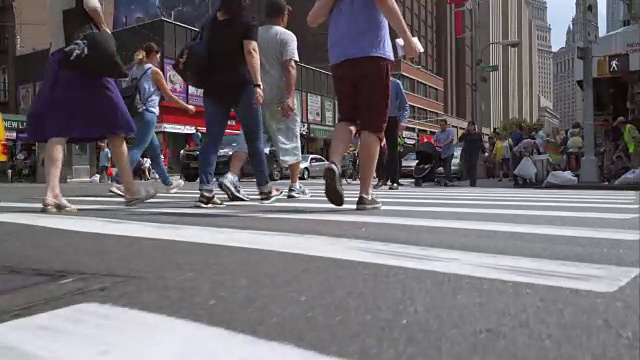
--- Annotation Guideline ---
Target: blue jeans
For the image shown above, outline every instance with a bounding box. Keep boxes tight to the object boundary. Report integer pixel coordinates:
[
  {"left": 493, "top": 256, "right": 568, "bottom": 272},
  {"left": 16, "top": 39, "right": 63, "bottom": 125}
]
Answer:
[
  {"left": 198, "top": 85, "right": 271, "bottom": 193},
  {"left": 115, "top": 110, "right": 172, "bottom": 186}
]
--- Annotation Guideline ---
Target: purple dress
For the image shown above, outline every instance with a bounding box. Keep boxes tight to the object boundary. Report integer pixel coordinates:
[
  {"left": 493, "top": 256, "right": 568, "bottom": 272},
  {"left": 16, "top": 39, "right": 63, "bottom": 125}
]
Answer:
[{"left": 26, "top": 50, "right": 136, "bottom": 144}]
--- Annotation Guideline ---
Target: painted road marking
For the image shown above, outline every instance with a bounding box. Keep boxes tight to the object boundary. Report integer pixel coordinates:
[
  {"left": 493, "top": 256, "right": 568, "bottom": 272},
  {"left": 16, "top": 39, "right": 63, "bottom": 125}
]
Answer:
[
  {"left": 0, "top": 303, "right": 338, "bottom": 360},
  {"left": 1, "top": 201, "right": 636, "bottom": 219},
  {"left": 127, "top": 207, "right": 640, "bottom": 241},
  {"left": 0, "top": 213, "right": 637, "bottom": 292}
]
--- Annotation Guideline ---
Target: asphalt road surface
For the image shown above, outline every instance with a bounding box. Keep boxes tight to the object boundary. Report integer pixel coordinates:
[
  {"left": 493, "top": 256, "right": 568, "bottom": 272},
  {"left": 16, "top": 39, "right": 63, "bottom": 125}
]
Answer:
[{"left": 0, "top": 180, "right": 638, "bottom": 360}]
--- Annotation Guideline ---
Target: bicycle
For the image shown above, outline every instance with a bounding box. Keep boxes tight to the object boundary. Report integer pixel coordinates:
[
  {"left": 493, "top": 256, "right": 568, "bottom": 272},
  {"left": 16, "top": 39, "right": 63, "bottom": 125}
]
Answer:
[{"left": 343, "top": 157, "right": 359, "bottom": 184}]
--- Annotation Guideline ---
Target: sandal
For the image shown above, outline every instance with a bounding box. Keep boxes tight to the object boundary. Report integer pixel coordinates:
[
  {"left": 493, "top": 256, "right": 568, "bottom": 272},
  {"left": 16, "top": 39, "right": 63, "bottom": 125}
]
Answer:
[
  {"left": 124, "top": 187, "right": 157, "bottom": 207},
  {"left": 41, "top": 198, "right": 78, "bottom": 213}
]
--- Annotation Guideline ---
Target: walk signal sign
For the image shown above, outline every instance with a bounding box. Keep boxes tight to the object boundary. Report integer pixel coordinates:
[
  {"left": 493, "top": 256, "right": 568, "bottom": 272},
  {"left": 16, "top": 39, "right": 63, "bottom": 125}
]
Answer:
[{"left": 607, "top": 54, "right": 629, "bottom": 75}]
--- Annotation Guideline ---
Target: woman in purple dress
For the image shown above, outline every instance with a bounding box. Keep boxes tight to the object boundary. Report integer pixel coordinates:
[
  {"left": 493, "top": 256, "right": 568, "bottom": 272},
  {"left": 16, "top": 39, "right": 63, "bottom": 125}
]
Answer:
[{"left": 27, "top": 0, "right": 156, "bottom": 212}]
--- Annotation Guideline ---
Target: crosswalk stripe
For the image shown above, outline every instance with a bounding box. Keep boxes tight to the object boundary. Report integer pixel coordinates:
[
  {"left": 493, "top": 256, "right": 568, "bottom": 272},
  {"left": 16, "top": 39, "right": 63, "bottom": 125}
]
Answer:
[
  {"left": 158, "top": 192, "right": 639, "bottom": 202},
  {"left": 0, "top": 303, "right": 338, "bottom": 360},
  {"left": 0, "top": 201, "right": 635, "bottom": 219},
  {"left": 0, "top": 213, "right": 637, "bottom": 292},
  {"left": 128, "top": 207, "right": 640, "bottom": 240}
]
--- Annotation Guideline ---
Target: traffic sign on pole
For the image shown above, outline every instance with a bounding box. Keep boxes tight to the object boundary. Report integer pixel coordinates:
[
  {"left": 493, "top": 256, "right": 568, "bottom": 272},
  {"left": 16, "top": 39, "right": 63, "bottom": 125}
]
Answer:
[{"left": 479, "top": 65, "right": 499, "bottom": 72}]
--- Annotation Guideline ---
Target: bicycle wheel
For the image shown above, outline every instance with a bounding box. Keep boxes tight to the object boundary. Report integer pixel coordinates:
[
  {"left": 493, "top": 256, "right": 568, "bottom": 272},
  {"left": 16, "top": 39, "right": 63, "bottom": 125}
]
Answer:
[{"left": 344, "top": 169, "right": 353, "bottom": 184}]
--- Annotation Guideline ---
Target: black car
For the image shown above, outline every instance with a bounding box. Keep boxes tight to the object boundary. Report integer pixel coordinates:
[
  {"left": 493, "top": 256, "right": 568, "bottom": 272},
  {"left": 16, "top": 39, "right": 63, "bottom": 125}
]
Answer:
[{"left": 180, "top": 134, "right": 287, "bottom": 182}]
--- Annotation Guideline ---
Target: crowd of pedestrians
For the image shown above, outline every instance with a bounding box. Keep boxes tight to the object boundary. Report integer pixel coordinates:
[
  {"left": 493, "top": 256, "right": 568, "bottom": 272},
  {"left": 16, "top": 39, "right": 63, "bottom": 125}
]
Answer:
[{"left": 29, "top": 0, "right": 419, "bottom": 213}]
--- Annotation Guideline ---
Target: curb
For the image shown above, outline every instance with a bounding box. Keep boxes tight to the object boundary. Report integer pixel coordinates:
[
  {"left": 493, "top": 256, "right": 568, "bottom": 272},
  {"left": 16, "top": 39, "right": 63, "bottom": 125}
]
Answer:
[{"left": 540, "top": 183, "right": 640, "bottom": 191}]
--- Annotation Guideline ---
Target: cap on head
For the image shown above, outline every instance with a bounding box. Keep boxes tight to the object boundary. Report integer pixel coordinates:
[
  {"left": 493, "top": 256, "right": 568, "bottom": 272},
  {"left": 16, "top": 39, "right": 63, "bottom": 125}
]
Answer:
[
  {"left": 613, "top": 116, "right": 626, "bottom": 126},
  {"left": 265, "top": 0, "right": 291, "bottom": 19}
]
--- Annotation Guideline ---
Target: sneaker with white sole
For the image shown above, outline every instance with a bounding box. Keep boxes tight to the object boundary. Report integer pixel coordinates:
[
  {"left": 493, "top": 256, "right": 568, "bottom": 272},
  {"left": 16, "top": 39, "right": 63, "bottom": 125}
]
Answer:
[
  {"left": 109, "top": 184, "right": 125, "bottom": 197},
  {"left": 287, "top": 183, "right": 311, "bottom": 199},
  {"left": 219, "top": 174, "right": 251, "bottom": 201},
  {"left": 166, "top": 179, "right": 185, "bottom": 194}
]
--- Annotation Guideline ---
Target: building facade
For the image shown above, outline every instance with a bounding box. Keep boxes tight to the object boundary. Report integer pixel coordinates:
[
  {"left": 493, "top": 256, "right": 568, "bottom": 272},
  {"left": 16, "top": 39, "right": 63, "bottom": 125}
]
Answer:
[
  {"left": 552, "top": 27, "right": 583, "bottom": 129},
  {"left": 476, "top": 0, "right": 538, "bottom": 131},
  {"left": 606, "top": 0, "right": 629, "bottom": 33},
  {"left": 528, "top": 0, "right": 553, "bottom": 106}
]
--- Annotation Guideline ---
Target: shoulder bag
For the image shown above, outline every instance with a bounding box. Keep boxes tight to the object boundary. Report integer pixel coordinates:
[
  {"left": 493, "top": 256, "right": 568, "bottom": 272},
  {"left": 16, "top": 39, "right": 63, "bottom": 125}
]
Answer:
[{"left": 61, "top": 0, "right": 127, "bottom": 79}]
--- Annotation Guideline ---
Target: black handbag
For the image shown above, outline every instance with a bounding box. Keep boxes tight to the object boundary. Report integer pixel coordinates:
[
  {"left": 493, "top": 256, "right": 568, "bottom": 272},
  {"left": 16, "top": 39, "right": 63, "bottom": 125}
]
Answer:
[
  {"left": 60, "top": 0, "right": 127, "bottom": 79},
  {"left": 173, "top": 17, "right": 213, "bottom": 89}
]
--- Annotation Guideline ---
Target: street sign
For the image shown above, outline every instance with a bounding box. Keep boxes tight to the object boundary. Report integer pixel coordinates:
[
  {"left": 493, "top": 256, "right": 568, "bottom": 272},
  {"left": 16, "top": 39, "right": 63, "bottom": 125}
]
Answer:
[
  {"left": 607, "top": 54, "right": 629, "bottom": 75},
  {"left": 479, "top": 65, "right": 499, "bottom": 72}
]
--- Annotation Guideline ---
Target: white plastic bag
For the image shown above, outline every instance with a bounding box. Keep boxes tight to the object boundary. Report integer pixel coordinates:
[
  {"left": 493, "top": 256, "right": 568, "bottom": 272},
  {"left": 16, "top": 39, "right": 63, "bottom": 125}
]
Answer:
[
  {"left": 90, "top": 174, "right": 100, "bottom": 183},
  {"left": 614, "top": 168, "right": 640, "bottom": 185},
  {"left": 513, "top": 156, "right": 537, "bottom": 181},
  {"left": 543, "top": 171, "right": 578, "bottom": 187}
]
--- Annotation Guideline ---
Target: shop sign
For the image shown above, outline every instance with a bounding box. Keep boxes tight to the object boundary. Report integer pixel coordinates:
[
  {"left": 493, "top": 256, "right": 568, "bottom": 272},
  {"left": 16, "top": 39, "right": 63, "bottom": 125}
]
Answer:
[
  {"left": 155, "top": 123, "right": 196, "bottom": 133},
  {"left": 419, "top": 134, "right": 434, "bottom": 143},
  {"left": 627, "top": 42, "right": 640, "bottom": 55},
  {"left": 323, "top": 99, "right": 334, "bottom": 126},
  {"left": 3, "top": 118, "right": 27, "bottom": 131},
  {"left": 402, "top": 131, "right": 418, "bottom": 139},
  {"left": 164, "top": 58, "right": 187, "bottom": 102},
  {"left": 5, "top": 130, "right": 16, "bottom": 140},
  {"left": 307, "top": 93, "right": 322, "bottom": 124},
  {"left": 188, "top": 85, "right": 204, "bottom": 106},
  {"left": 309, "top": 124, "right": 334, "bottom": 139}
]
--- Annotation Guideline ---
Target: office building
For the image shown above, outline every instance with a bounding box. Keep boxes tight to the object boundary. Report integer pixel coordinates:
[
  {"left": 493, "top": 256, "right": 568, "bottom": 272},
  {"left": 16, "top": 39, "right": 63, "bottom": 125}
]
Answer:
[
  {"left": 476, "top": 0, "right": 538, "bottom": 131},
  {"left": 606, "top": 0, "right": 629, "bottom": 33},
  {"left": 529, "top": 0, "right": 554, "bottom": 106}
]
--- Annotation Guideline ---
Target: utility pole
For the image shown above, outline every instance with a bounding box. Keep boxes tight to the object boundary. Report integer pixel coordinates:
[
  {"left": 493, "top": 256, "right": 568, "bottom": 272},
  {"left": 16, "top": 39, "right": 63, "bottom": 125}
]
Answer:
[
  {"left": 579, "top": 0, "right": 599, "bottom": 183},
  {"left": 472, "top": 0, "right": 482, "bottom": 131}
]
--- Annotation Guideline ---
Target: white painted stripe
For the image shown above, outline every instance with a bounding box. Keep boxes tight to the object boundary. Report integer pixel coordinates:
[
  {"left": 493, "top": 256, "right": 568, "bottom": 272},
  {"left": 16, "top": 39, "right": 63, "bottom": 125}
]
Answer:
[
  {"left": 3, "top": 200, "right": 635, "bottom": 219},
  {"left": 149, "top": 195, "right": 638, "bottom": 208},
  {"left": 131, "top": 207, "right": 640, "bottom": 241},
  {"left": 0, "top": 213, "right": 636, "bottom": 292},
  {"left": 0, "top": 303, "right": 338, "bottom": 360},
  {"left": 158, "top": 192, "right": 638, "bottom": 202}
]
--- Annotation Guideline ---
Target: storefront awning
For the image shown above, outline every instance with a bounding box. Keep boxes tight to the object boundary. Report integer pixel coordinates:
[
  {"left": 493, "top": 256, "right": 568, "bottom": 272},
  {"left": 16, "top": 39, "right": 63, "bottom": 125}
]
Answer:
[{"left": 308, "top": 124, "right": 334, "bottom": 139}]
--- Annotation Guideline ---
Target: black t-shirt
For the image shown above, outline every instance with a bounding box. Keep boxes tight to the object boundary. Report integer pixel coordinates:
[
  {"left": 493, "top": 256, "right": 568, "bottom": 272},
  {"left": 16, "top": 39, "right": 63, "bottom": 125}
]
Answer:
[{"left": 203, "top": 14, "right": 258, "bottom": 106}]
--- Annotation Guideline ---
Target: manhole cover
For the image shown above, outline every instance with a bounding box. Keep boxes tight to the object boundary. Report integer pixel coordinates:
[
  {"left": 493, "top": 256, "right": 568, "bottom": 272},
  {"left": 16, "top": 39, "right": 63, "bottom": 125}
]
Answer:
[{"left": 0, "top": 271, "right": 64, "bottom": 295}]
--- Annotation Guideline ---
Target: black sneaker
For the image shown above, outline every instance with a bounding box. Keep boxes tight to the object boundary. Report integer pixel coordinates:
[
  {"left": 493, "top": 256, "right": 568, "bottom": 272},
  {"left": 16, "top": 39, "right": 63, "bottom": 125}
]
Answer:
[
  {"left": 260, "top": 188, "right": 283, "bottom": 204},
  {"left": 356, "top": 194, "right": 382, "bottom": 210},
  {"left": 373, "top": 180, "right": 386, "bottom": 189},
  {"left": 324, "top": 161, "right": 344, "bottom": 207},
  {"left": 388, "top": 183, "right": 399, "bottom": 190},
  {"left": 195, "top": 193, "right": 225, "bottom": 208}
]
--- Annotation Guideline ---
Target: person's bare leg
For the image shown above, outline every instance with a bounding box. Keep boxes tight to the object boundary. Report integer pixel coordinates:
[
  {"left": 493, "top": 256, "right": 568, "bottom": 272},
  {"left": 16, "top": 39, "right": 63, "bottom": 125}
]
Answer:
[
  {"left": 357, "top": 130, "right": 382, "bottom": 197},
  {"left": 329, "top": 122, "right": 355, "bottom": 165},
  {"left": 289, "top": 161, "right": 300, "bottom": 183},
  {"left": 44, "top": 137, "right": 67, "bottom": 201},
  {"left": 108, "top": 135, "right": 138, "bottom": 198},
  {"left": 228, "top": 151, "right": 247, "bottom": 176}
]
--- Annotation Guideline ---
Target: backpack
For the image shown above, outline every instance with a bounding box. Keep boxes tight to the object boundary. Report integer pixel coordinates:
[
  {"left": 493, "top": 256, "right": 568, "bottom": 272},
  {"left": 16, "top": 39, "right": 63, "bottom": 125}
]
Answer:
[
  {"left": 120, "top": 66, "right": 153, "bottom": 117},
  {"left": 173, "top": 17, "right": 213, "bottom": 89}
]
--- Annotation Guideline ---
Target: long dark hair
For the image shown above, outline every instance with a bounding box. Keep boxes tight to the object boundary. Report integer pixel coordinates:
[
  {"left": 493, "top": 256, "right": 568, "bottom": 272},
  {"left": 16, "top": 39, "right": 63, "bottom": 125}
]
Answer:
[{"left": 218, "top": 0, "right": 247, "bottom": 17}]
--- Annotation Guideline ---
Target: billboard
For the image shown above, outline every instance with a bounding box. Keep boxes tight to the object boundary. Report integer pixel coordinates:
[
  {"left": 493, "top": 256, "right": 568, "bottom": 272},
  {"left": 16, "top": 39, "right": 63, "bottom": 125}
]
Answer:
[{"left": 114, "top": 0, "right": 214, "bottom": 30}]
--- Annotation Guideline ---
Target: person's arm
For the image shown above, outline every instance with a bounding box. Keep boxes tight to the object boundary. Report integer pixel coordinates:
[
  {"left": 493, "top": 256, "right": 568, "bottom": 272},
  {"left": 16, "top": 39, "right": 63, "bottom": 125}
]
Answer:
[
  {"left": 396, "top": 82, "right": 410, "bottom": 123},
  {"left": 442, "top": 129, "right": 454, "bottom": 145},
  {"left": 458, "top": 133, "right": 466, "bottom": 143},
  {"left": 375, "top": 0, "right": 413, "bottom": 46},
  {"left": 242, "top": 22, "right": 261, "bottom": 87},
  {"left": 307, "top": 0, "right": 336, "bottom": 28},
  {"left": 150, "top": 68, "right": 194, "bottom": 112},
  {"left": 282, "top": 33, "right": 298, "bottom": 102},
  {"left": 84, "top": 0, "right": 108, "bottom": 30}
]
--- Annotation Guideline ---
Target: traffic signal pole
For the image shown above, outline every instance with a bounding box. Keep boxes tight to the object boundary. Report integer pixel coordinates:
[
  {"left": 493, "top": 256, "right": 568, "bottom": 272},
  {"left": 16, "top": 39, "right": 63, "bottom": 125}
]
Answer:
[{"left": 579, "top": 0, "right": 599, "bottom": 183}]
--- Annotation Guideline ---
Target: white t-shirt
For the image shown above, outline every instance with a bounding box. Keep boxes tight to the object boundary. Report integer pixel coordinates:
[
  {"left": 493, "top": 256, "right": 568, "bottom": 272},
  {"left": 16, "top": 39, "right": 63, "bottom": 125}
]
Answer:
[
  {"left": 142, "top": 158, "right": 151, "bottom": 168},
  {"left": 49, "top": 0, "right": 103, "bottom": 53}
]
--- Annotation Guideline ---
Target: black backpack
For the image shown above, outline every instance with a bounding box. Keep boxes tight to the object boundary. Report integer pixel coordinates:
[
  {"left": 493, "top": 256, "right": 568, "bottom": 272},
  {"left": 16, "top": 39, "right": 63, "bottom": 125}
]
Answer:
[
  {"left": 173, "top": 17, "right": 213, "bottom": 89},
  {"left": 120, "top": 66, "right": 153, "bottom": 117}
]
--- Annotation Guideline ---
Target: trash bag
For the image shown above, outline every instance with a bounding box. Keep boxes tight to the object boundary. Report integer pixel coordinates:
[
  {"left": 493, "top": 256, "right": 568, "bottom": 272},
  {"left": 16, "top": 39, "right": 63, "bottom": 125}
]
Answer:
[
  {"left": 513, "top": 156, "right": 537, "bottom": 181},
  {"left": 543, "top": 171, "right": 578, "bottom": 187},
  {"left": 614, "top": 167, "right": 640, "bottom": 185}
]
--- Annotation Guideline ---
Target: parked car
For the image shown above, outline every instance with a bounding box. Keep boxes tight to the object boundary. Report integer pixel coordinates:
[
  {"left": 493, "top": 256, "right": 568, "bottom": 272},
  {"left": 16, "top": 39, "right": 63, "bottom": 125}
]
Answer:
[
  {"left": 298, "top": 154, "right": 329, "bottom": 180},
  {"left": 400, "top": 152, "right": 417, "bottom": 178},
  {"left": 180, "top": 134, "right": 287, "bottom": 182}
]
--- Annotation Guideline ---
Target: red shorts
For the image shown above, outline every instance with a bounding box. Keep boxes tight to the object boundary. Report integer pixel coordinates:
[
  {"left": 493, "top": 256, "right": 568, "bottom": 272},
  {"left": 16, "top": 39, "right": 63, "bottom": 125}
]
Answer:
[{"left": 331, "top": 56, "right": 392, "bottom": 136}]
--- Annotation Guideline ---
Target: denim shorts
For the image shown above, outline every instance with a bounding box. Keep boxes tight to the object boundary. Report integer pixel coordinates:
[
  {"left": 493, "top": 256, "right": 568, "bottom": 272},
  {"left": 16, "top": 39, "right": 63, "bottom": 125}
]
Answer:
[{"left": 262, "top": 104, "right": 302, "bottom": 166}]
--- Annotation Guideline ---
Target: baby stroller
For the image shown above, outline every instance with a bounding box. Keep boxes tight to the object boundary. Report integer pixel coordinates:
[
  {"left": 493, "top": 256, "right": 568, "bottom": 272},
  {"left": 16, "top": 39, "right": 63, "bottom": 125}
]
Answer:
[{"left": 413, "top": 142, "right": 451, "bottom": 187}]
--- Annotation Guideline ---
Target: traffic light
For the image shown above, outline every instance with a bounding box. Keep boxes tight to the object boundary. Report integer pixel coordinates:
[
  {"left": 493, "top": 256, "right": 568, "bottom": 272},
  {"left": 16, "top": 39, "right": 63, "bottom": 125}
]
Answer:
[{"left": 607, "top": 54, "right": 630, "bottom": 75}]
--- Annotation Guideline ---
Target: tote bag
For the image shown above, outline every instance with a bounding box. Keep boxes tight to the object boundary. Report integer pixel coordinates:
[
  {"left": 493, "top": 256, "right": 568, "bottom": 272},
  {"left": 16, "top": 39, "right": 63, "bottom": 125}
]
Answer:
[{"left": 61, "top": 0, "right": 127, "bottom": 79}]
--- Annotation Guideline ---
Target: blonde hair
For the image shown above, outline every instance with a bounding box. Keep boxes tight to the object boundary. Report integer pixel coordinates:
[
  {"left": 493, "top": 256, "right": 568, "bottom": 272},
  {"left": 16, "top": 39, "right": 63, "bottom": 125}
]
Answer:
[{"left": 133, "top": 43, "right": 161, "bottom": 66}]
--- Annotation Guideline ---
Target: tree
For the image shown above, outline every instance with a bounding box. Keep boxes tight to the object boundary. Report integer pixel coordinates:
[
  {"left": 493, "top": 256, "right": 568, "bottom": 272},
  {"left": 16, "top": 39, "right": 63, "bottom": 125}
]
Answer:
[{"left": 499, "top": 118, "right": 530, "bottom": 136}]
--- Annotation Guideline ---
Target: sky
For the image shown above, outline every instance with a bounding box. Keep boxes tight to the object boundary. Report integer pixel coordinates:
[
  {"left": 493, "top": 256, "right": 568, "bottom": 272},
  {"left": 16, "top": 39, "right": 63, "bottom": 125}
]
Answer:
[{"left": 547, "top": 0, "right": 607, "bottom": 50}]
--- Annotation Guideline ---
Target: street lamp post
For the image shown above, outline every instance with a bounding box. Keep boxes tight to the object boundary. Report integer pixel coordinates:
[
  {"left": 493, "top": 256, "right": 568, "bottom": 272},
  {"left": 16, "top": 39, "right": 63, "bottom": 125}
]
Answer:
[{"left": 578, "top": 1, "right": 599, "bottom": 183}]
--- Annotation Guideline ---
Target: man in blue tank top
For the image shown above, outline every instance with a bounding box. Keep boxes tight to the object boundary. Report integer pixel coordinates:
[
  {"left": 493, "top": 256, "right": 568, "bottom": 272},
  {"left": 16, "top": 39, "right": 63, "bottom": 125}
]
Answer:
[{"left": 308, "top": 0, "right": 419, "bottom": 210}]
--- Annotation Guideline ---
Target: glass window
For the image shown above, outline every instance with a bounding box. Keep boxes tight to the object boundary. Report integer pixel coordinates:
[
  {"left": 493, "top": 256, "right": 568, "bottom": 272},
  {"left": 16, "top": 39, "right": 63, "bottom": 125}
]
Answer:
[
  {"left": 416, "top": 82, "right": 427, "bottom": 97},
  {"left": 428, "top": 86, "right": 438, "bottom": 101},
  {"left": 401, "top": 75, "right": 416, "bottom": 93}
]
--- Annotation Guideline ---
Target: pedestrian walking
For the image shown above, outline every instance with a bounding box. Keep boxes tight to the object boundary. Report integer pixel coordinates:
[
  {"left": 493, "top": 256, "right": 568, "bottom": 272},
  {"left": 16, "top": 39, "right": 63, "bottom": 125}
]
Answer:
[
  {"left": 378, "top": 76, "right": 409, "bottom": 190},
  {"left": 219, "top": 0, "right": 310, "bottom": 201},
  {"left": 27, "top": 0, "right": 156, "bottom": 212},
  {"left": 194, "top": 0, "right": 282, "bottom": 207},
  {"left": 110, "top": 42, "right": 192, "bottom": 197},
  {"left": 433, "top": 119, "right": 455, "bottom": 182},
  {"left": 98, "top": 142, "right": 111, "bottom": 183},
  {"left": 614, "top": 116, "right": 640, "bottom": 169},
  {"left": 458, "top": 121, "right": 486, "bottom": 187},
  {"left": 308, "top": 0, "right": 419, "bottom": 210}
]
